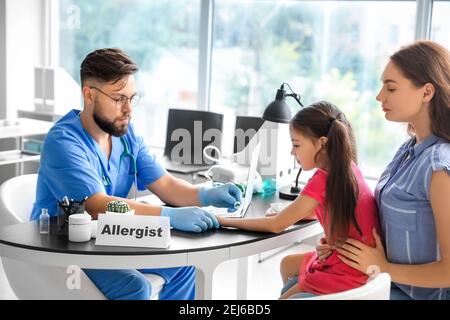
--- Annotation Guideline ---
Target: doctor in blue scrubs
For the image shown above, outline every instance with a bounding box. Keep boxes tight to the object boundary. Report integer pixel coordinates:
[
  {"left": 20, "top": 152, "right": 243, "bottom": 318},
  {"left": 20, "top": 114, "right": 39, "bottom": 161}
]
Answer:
[{"left": 30, "top": 48, "right": 242, "bottom": 300}]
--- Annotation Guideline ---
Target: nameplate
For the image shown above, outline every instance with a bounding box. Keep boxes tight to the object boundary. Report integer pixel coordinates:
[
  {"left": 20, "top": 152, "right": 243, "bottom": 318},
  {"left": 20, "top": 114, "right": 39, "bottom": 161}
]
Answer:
[{"left": 95, "top": 214, "right": 170, "bottom": 248}]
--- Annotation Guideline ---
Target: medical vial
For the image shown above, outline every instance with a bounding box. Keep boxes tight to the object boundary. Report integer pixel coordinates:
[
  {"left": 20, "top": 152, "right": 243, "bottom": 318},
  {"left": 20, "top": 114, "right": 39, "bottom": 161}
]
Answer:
[
  {"left": 39, "top": 208, "right": 50, "bottom": 234},
  {"left": 262, "top": 178, "right": 277, "bottom": 195}
]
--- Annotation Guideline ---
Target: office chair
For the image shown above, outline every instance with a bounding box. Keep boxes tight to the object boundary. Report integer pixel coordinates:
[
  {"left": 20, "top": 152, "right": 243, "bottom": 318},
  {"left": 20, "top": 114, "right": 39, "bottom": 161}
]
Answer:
[
  {"left": 0, "top": 174, "right": 165, "bottom": 300},
  {"left": 162, "top": 108, "right": 224, "bottom": 173},
  {"left": 291, "top": 273, "right": 391, "bottom": 300}
]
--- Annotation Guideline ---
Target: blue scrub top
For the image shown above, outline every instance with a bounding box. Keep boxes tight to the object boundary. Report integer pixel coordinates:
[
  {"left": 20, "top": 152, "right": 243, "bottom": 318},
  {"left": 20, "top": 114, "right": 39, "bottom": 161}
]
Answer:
[{"left": 30, "top": 109, "right": 166, "bottom": 220}]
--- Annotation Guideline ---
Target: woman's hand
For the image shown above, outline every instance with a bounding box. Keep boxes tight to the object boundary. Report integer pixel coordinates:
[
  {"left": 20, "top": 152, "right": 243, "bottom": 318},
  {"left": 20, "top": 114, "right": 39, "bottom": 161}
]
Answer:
[
  {"left": 316, "top": 237, "right": 333, "bottom": 261},
  {"left": 336, "top": 228, "right": 389, "bottom": 276}
]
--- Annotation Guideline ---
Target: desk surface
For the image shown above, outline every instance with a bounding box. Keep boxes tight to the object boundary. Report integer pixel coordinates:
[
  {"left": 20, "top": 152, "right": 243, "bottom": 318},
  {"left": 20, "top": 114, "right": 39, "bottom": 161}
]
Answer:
[
  {"left": 0, "top": 118, "right": 53, "bottom": 139},
  {"left": 0, "top": 193, "right": 323, "bottom": 300},
  {"left": 0, "top": 193, "right": 317, "bottom": 256}
]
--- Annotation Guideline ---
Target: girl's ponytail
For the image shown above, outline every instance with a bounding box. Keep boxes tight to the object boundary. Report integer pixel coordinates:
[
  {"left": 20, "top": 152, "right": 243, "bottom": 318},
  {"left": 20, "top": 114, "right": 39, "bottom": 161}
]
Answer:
[{"left": 325, "top": 116, "right": 361, "bottom": 244}]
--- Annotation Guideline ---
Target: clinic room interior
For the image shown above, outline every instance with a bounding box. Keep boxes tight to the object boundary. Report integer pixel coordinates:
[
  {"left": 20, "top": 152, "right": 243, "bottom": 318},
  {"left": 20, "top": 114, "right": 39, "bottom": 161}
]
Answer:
[{"left": 0, "top": 0, "right": 450, "bottom": 301}]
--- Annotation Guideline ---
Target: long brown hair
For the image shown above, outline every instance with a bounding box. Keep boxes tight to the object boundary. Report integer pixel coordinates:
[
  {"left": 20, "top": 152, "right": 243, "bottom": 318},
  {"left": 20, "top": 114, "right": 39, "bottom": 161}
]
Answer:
[
  {"left": 290, "top": 101, "right": 360, "bottom": 243},
  {"left": 390, "top": 40, "right": 450, "bottom": 141}
]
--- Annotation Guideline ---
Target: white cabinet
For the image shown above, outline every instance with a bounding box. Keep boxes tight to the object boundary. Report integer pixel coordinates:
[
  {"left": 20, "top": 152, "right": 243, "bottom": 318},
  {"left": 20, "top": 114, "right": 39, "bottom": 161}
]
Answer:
[{"left": 0, "top": 118, "right": 53, "bottom": 175}]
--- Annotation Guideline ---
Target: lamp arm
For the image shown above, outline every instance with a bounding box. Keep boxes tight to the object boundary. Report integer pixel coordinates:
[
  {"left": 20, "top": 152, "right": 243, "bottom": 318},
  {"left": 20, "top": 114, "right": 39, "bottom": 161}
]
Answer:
[
  {"left": 286, "top": 93, "right": 304, "bottom": 107},
  {"left": 294, "top": 167, "right": 302, "bottom": 187},
  {"left": 282, "top": 82, "right": 304, "bottom": 107},
  {"left": 290, "top": 167, "right": 302, "bottom": 193}
]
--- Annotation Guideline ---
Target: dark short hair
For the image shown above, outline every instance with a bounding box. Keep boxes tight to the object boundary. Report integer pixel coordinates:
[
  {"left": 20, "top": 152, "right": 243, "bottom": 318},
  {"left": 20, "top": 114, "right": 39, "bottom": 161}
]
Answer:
[{"left": 80, "top": 48, "right": 138, "bottom": 86}]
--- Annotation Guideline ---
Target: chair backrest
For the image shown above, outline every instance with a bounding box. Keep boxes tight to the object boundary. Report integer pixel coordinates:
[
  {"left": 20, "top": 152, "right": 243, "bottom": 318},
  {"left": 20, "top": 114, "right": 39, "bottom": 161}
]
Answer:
[
  {"left": 164, "top": 108, "right": 223, "bottom": 164},
  {"left": 233, "top": 115, "right": 264, "bottom": 153},
  {"left": 0, "top": 173, "right": 37, "bottom": 226},
  {"left": 295, "top": 273, "right": 391, "bottom": 300},
  {"left": 0, "top": 174, "right": 108, "bottom": 299}
]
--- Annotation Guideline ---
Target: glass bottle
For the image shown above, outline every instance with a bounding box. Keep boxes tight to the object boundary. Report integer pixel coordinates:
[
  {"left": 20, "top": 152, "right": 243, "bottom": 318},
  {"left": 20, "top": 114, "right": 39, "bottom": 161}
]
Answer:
[{"left": 39, "top": 208, "right": 50, "bottom": 234}]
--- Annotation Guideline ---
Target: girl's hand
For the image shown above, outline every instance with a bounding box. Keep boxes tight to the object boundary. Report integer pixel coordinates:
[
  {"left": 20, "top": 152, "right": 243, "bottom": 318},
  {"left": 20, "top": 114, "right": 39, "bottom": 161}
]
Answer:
[
  {"left": 316, "top": 237, "right": 333, "bottom": 261},
  {"left": 336, "top": 228, "right": 388, "bottom": 276}
]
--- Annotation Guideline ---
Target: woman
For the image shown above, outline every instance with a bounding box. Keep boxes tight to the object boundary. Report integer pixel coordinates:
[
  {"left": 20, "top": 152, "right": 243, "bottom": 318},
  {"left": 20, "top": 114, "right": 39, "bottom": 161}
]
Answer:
[{"left": 335, "top": 40, "right": 450, "bottom": 300}]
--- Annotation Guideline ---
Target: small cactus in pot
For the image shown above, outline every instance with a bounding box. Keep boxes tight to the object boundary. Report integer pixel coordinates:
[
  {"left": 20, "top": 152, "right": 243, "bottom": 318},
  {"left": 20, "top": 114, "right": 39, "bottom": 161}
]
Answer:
[{"left": 107, "top": 200, "right": 131, "bottom": 214}]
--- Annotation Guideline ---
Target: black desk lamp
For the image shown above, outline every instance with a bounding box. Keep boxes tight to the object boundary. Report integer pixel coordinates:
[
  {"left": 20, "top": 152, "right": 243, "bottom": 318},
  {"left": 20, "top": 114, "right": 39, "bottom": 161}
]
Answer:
[
  {"left": 263, "top": 83, "right": 303, "bottom": 123},
  {"left": 262, "top": 83, "right": 304, "bottom": 200},
  {"left": 279, "top": 166, "right": 303, "bottom": 200}
]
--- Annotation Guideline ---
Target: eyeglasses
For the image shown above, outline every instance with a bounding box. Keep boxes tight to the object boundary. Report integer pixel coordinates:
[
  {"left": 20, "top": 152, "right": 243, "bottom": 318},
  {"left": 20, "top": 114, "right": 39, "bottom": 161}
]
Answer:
[{"left": 90, "top": 86, "right": 141, "bottom": 109}]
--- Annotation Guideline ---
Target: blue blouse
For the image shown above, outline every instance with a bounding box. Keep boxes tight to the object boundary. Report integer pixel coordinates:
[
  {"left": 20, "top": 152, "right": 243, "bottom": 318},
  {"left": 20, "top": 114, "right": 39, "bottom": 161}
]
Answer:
[{"left": 375, "top": 133, "right": 450, "bottom": 300}]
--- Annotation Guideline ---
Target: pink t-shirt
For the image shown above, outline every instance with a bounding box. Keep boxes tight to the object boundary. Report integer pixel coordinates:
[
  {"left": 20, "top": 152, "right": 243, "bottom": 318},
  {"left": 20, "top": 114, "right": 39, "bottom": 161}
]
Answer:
[{"left": 298, "top": 162, "right": 380, "bottom": 295}]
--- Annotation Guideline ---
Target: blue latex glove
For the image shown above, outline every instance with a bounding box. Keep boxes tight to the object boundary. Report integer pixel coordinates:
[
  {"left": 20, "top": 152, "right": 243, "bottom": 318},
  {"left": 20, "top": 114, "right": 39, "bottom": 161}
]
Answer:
[
  {"left": 198, "top": 183, "right": 243, "bottom": 212},
  {"left": 161, "top": 206, "right": 220, "bottom": 233}
]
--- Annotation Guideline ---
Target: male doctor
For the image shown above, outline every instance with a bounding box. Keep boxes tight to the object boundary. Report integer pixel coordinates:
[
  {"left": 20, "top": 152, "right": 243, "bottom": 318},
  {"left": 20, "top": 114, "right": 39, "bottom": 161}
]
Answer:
[{"left": 31, "top": 48, "right": 242, "bottom": 300}]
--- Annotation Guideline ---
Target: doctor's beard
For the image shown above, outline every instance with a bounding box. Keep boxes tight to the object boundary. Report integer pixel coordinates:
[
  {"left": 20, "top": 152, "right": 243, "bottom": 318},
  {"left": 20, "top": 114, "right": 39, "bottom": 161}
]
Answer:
[{"left": 93, "top": 102, "right": 131, "bottom": 137}]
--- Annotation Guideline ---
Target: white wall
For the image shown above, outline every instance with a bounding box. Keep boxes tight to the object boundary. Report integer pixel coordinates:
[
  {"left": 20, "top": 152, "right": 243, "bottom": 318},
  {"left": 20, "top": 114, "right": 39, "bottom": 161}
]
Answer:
[
  {"left": 5, "top": 0, "right": 44, "bottom": 118},
  {"left": 0, "top": 0, "right": 6, "bottom": 119}
]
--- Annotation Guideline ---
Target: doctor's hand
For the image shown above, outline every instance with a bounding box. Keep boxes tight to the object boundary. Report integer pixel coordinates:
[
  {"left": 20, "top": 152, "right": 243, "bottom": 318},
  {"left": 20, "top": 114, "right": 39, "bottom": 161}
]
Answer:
[
  {"left": 161, "top": 206, "right": 220, "bottom": 233},
  {"left": 198, "top": 183, "right": 242, "bottom": 212}
]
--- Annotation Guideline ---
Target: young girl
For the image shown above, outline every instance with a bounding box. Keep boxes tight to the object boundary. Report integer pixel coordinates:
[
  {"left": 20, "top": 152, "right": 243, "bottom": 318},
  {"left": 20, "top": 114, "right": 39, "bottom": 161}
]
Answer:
[
  {"left": 336, "top": 40, "right": 450, "bottom": 300},
  {"left": 217, "top": 101, "right": 380, "bottom": 298}
]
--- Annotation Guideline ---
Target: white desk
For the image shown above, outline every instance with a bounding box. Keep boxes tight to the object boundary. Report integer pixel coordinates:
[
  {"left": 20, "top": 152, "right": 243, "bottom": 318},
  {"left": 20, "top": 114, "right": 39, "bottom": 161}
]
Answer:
[
  {"left": 0, "top": 193, "right": 323, "bottom": 300},
  {"left": 0, "top": 118, "right": 53, "bottom": 173}
]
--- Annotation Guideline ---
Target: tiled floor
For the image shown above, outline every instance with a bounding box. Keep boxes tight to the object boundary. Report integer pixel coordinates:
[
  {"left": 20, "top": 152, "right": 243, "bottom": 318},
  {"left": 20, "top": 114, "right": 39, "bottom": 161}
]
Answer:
[
  {"left": 0, "top": 234, "right": 320, "bottom": 300},
  {"left": 212, "top": 237, "right": 319, "bottom": 300}
]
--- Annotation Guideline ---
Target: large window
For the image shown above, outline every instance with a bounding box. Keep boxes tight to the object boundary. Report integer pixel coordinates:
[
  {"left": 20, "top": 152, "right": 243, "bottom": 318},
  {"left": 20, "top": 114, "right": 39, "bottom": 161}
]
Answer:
[
  {"left": 431, "top": 1, "right": 450, "bottom": 49},
  {"left": 58, "top": 0, "right": 422, "bottom": 177},
  {"left": 211, "top": 0, "right": 415, "bottom": 176},
  {"left": 59, "top": 0, "right": 200, "bottom": 147}
]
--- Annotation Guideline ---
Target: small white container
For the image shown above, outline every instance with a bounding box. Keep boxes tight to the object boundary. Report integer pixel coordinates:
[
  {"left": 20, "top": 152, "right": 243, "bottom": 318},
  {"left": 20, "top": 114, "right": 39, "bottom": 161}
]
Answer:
[
  {"left": 69, "top": 214, "right": 92, "bottom": 242},
  {"left": 270, "top": 202, "right": 287, "bottom": 212},
  {"left": 265, "top": 202, "right": 288, "bottom": 217},
  {"left": 90, "top": 220, "right": 98, "bottom": 239}
]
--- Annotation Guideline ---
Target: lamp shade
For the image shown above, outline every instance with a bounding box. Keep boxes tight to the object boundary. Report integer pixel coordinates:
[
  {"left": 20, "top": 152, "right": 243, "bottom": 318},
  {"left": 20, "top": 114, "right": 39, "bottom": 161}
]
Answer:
[{"left": 262, "top": 89, "right": 292, "bottom": 123}]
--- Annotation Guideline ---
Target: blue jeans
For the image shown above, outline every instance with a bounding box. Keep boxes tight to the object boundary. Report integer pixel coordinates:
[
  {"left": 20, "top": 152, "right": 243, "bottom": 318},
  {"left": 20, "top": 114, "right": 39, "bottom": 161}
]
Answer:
[
  {"left": 389, "top": 283, "right": 412, "bottom": 300},
  {"left": 389, "top": 283, "right": 450, "bottom": 300},
  {"left": 84, "top": 266, "right": 195, "bottom": 300},
  {"left": 281, "top": 276, "right": 318, "bottom": 299}
]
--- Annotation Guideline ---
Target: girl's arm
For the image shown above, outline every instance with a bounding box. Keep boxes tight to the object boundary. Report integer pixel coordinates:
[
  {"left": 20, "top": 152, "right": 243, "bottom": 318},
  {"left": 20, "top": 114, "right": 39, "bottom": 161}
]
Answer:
[
  {"left": 217, "top": 194, "right": 319, "bottom": 233},
  {"left": 337, "top": 170, "right": 450, "bottom": 287}
]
